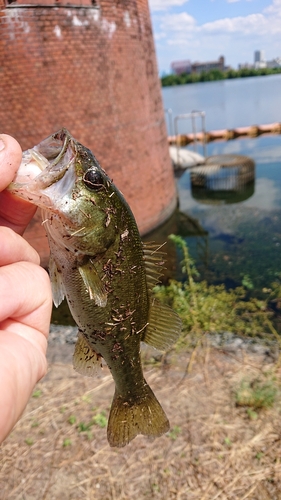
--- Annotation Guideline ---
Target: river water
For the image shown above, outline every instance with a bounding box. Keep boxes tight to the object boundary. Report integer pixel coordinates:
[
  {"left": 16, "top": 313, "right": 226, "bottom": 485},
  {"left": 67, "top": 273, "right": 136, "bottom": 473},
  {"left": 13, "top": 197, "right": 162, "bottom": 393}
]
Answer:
[
  {"left": 162, "top": 73, "right": 281, "bottom": 132},
  {"left": 153, "top": 75, "right": 281, "bottom": 299}
]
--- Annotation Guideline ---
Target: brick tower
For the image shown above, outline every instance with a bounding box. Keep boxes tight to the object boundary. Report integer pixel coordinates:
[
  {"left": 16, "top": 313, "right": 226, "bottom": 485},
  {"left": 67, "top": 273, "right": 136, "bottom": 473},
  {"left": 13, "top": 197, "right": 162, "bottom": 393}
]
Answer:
[{"left": 0, "top": 0, "right": 177, "bottom": 262}]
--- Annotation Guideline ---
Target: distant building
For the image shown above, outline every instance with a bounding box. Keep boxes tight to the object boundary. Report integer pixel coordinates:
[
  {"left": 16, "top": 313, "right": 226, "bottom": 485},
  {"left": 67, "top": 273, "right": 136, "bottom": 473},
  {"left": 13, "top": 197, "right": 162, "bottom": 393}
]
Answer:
[
  {"left": 238, "top": 51, "right": 281, "bottom": 70},
  {"left": 171, "top": 60, "right": 191, "bottom": 75},
  {"left": 191, "top": 56, "right": 225, "bottom": 74},
  {"left": 171, "top": 56, "right": 225, "bottom": 75},
  {"left": 267, "top": 57, "right": 281, "bottom": 69},
  {"left": 254, "top": 50, "right": 265, "bottom": 63},
  {"left": 254, "top": 50, "right": 266, "bottom": 69},
  {"left": 238, "top": 63, "right": 253, "bottom": 70}
]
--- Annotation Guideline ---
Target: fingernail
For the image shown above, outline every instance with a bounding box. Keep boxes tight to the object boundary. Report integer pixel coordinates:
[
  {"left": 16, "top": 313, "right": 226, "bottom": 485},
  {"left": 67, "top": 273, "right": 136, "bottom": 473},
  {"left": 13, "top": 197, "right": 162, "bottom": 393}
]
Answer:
[{"left": 0, "top": 138, "right": 5, "bottom": 152}]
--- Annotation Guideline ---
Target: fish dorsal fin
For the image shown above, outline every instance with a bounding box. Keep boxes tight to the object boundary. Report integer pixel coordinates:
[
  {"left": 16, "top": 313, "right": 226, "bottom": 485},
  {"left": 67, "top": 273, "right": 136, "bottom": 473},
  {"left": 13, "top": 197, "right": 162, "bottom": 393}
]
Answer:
[
  {"left": 78, "top": 259, "right": 107, "bottom": 307},
  {"left": 73, "top": 333, "right": 103, "bottom": 377},
  {"left": 142, "top": 298, "right": 182, "bottom": 351},
  {"left": 49, "top": 254, "right": 65, "bottom": 307},
  {"left": 143, "top": 242, "right": 166, "bottom": 293}
]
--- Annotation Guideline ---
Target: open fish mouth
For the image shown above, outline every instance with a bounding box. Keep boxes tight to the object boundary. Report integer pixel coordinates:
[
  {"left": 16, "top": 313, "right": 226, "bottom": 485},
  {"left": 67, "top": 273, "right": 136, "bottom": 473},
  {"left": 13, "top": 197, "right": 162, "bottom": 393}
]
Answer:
[{"left": 8, "top": 129, "right": 77, "bottom": 209}]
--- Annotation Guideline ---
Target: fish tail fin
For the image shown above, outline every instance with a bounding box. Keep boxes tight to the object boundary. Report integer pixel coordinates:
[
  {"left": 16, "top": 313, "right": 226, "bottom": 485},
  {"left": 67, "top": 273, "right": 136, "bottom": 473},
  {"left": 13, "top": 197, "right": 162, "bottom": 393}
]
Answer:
[{"left": 107, "top": 382, "right": 170, "bottom": 447}]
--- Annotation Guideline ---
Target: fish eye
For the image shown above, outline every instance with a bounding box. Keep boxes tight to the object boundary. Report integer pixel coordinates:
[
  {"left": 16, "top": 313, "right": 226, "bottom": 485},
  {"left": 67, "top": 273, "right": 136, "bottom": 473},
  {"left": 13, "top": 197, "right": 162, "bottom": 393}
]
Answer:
[{"left": 83, "top": 169, "right": 104, "bottom": 191}]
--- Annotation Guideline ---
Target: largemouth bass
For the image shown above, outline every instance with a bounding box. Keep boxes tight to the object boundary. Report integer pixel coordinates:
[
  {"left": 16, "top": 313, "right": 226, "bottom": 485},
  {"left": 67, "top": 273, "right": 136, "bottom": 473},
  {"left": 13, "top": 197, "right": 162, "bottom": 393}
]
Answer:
[{"left": 9, "top": 129, "right": 182, "bottom": 447}]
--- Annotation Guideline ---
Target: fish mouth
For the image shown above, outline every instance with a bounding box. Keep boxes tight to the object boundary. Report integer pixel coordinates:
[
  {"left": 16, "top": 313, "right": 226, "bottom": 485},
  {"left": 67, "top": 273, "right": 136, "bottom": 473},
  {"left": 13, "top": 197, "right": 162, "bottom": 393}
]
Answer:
[{"left": 8, "top": 128, "right": 77, "bottom": 208}]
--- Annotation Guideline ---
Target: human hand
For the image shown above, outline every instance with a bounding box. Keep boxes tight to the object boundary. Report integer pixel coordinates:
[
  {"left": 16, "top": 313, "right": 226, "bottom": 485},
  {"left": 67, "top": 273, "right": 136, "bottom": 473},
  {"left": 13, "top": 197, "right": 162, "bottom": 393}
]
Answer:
[{"left": 0, "top": 134, "right": 52, "bottom": 443}]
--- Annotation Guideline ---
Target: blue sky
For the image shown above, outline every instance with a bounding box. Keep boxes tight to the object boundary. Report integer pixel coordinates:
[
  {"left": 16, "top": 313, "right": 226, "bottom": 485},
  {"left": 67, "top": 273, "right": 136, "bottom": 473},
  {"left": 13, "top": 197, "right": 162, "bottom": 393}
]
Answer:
[{"left": 148, "top": 0, "right": 281, "bottom": 74}]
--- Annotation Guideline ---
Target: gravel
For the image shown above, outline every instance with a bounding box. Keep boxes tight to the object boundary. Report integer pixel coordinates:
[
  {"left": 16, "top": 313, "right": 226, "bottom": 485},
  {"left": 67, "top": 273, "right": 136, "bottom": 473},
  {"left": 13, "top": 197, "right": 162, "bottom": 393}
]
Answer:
[
  {"left": 48, "top": 324, "right": 279, "bottom": 362},
  {"left": 49, "top": 324, "right": 78, "bottom": 345}
]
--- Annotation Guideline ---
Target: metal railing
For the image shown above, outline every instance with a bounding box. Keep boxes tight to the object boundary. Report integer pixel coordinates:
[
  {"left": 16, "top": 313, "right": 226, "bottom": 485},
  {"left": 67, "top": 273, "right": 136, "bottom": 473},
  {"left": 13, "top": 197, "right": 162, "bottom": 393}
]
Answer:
[
  {"left": 164, "top": 108, "right": 174, "bottom": 136},
  {"left": 174, "top": 110, "right": 206, "bottom": 155},
  {"left": 165, "top": 109, "right": 207, "bottom": 167}
]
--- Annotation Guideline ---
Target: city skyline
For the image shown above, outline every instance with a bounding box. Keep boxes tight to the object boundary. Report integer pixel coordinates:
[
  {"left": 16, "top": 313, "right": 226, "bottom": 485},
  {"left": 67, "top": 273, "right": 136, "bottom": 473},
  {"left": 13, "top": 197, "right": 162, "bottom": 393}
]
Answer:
[{"left": 148, "top": 0, "right": 281, "bottom": 75}]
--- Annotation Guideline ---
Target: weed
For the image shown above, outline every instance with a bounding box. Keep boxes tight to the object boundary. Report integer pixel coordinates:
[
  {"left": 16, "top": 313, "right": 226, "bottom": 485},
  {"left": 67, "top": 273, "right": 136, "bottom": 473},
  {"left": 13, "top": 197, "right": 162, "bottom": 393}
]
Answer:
[
  {"left": 62, "top": 438, "right": 72, "bottom": 447},
  {"left": 167, "top": 425, "right": 181, "bottom": 440},
  {"left": 77, "top": 421, "right": 92, "bottom": 432},
  {"left": 81, "top": 394, "right": 92, "bottom": 404},
  {"left": 154, "top": 235, "right": 280, "bottom": 350},
  {"left": 235, "top": 379, "right": 277, "bottom": 409},
  {"left": 25, "top": 438, "right": 34, "bottom": 446},
  {"left": 32, "top": 389, "right": 42, "bottom": 398},
  {"left": 92, "top": 411, "right": 107, "bottom": 428},
  {"left": 242, "top": 274, "right": 254, "bottom": 290},
  {"left": 247, "top": 408, "right": 258, "bottom": 420},
  {"left": 68, "top": 415, "right": 77, "bottom": 425},
  {"left": 224, "top": 437, "right": 232, "bottom": 447},
  {"left": 77, "top": 411, "right": 107, "bottom": 435}
]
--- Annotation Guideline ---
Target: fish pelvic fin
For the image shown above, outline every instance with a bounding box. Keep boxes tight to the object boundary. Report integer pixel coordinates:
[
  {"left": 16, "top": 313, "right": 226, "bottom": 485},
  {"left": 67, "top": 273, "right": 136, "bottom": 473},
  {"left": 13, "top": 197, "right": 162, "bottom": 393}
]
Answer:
[{"left": 107, "top": 382, "right": 169, "bottom": 447}]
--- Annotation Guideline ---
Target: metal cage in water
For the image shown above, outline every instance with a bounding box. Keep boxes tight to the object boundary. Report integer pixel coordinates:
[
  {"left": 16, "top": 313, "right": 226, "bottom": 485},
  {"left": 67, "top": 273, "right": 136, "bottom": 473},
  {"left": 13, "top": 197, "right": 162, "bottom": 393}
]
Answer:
[{"left": 190, "top": 154, "right": 255, "bottom": 204}]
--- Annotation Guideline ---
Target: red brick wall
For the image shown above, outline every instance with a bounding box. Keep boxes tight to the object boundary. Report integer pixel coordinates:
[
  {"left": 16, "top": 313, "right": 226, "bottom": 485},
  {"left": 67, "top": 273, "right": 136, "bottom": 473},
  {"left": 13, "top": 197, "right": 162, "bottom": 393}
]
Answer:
[{"left": 0, "top": 0, "right": 177, "bottom": 262}]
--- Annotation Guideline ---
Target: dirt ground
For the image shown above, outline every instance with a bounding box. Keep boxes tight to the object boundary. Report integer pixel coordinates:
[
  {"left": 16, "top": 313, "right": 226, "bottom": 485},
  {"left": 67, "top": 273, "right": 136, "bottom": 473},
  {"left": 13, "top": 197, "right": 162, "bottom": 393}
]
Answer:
[{"left": 1, "top": 343, "right": 281, "bottom": 500}]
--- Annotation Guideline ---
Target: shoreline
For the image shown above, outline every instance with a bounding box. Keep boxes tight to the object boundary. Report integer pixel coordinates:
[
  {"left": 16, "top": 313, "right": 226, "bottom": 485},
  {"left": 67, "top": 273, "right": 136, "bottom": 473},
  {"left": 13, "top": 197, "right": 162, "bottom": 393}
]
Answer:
[{"left": 47, "top": 324, "right": 278, "bottom": 364}]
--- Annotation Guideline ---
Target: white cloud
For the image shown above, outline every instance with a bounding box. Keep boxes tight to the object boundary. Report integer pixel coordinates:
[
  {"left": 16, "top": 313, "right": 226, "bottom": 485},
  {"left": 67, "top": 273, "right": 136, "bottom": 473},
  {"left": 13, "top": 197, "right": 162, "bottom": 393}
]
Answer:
[
  {"left": 157, "top": 7, "right": 281, "bottom": 46},
  {"left": 201, "top": 14, "right": 268, "bottom": 35},
  {"left": 160, "top": 12, "right": 196, "bottom": 32},
  {"left": 148, "top": 0, "right": 189, "bottom": 11},
  {"left": 264, "top": 0, "right": 281, "bottom": 14}
]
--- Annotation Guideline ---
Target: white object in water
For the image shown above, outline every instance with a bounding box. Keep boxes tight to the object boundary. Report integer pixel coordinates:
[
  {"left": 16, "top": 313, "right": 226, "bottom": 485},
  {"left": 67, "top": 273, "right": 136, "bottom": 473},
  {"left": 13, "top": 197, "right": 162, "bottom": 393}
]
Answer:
[{"left": 169, "top": 146, "right": 205, "bottom": 169}]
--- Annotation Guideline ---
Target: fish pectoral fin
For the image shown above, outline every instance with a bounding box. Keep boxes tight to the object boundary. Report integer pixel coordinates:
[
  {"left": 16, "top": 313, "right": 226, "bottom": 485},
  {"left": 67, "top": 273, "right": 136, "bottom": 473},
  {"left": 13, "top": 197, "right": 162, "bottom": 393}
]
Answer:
[
  {"left": 107, "top": 382, "right": 169, "bottom": 447},
  {"left": 49, "top": 255, "right": 65, "bottom": 307},
  {"left": 78, "top": 259, "right": 107, "bottom": 307},
  {"left": 142, "top": 298, "right": 182, "bottom": 351},
  {"left": 73, "top": 333, "right": 103, "bottom": 377}
]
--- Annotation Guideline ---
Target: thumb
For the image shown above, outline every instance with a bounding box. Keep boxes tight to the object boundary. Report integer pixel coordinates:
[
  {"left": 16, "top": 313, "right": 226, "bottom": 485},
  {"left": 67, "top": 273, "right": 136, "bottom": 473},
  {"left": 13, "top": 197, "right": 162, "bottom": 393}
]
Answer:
[
  {"left": 0, "top": 134, "right": 22, "bottom": 191},
  {"left": 0, "top": 134, "right": 37, "bottom": 234}
]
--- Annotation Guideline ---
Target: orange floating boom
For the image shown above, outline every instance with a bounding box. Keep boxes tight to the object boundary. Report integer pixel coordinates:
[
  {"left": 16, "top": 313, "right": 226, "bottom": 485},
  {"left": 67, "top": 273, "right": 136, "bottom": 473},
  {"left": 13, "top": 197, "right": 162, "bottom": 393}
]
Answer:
[{"left": 168, "top": 122, "right": 281, "bottom": 145}]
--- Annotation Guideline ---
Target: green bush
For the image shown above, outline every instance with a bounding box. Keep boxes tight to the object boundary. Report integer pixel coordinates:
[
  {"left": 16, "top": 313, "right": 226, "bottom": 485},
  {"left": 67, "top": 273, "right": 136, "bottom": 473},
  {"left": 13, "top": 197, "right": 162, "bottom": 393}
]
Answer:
[
  {"left": 161, "top": 67, "right": 281, "bottom": 87},
  {"left": 154, "top": 235, "right": 279, "bottom": 350}
]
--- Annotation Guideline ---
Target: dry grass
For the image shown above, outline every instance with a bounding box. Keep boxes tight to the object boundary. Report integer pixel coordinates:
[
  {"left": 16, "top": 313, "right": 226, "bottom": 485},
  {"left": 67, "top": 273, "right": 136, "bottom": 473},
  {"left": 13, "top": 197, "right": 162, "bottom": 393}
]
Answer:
[{"left": 1, "top": 344, "right": 281, "bottom": 500}]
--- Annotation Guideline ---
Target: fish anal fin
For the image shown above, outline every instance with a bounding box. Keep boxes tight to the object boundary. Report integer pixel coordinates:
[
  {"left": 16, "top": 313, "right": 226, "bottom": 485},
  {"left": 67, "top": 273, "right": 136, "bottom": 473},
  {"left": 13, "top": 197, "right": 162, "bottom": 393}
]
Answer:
[
  {"left": 143, "top": 242, "right": 166, "bottom": 293},
  {"left": 78, "top": 259, "right": 107, "bottom": 307},
  {"left": 142, "top": 298, "right": 182, "bottom": 351},
  {"left": 73, "top": 333, "right": 103, "bottom": 377},
  {"left": 107, "top": 382, "right": 169, "bottom": 447},
  {"left": 49, "top": 255, "right": 65, "bottom": 307}
]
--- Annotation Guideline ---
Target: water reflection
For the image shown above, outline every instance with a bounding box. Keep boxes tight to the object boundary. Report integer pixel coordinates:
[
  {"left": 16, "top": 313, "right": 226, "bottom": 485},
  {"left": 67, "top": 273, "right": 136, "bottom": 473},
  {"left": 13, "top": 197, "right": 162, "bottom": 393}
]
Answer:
[
  {"left": 148, "top": 136, "right": 281, "bottom": 296},
  {"left": 190, "top": 154, "right": 255, "bottom": 205}
]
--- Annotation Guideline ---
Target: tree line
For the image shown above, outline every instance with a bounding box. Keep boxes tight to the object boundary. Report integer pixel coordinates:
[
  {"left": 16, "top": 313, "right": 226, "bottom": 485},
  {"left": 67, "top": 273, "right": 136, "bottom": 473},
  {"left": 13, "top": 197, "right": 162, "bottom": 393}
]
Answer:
[{"left": 161, "top": 67, "right": 281, "bottom": 87}]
